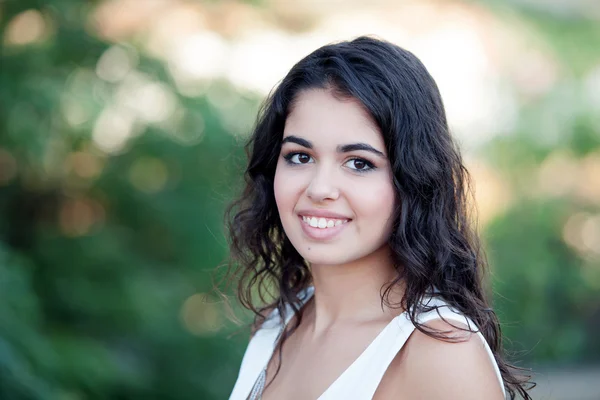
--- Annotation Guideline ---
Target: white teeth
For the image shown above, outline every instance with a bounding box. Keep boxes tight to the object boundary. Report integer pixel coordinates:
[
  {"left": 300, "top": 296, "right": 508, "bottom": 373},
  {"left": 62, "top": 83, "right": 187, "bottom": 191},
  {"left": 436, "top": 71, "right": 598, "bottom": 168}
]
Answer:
[{"left": 301, "top": 215, "right": 349, "bottom": 229}]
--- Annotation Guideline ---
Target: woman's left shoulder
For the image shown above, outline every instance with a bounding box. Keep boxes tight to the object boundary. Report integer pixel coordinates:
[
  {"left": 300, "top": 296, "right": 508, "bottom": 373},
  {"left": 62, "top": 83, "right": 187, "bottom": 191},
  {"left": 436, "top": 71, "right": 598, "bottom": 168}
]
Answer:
[{"left": 374, "top": 318, "right": 505, "bottom": 400}]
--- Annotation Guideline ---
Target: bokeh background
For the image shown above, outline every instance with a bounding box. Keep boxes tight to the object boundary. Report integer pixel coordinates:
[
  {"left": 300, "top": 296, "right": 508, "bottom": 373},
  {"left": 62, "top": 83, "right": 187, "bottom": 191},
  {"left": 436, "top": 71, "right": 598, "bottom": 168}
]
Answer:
[{"left": 1, "top": 0, "right": 599, "bottom": 399}]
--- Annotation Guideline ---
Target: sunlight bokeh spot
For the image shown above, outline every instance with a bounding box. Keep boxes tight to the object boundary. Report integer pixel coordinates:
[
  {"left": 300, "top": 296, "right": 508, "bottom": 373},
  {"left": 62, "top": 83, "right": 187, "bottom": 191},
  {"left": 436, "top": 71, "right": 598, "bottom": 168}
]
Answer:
[
  {"left": 181, "top": 293, "right": 223, "bottom": 336},
  {"left": 59, "top": 197, "right": 105, "bottom": 237},
  {"left": 128, "top": 157, "right": 169, "bottom": 194},
  {"left": 66, "top": 152, "right": 104, "bottom": 180},
  {"left": 4, "top": 9, "right": 48, "bottom": 46},
  {"left": 92, "top": 107, "right": 138, "bottom": 154},
  {"left": 538, "top": 151, "right": 579, "bottom": 197},
  {"left": 96, "top": 45, "right": 138, "bottom": 83}
]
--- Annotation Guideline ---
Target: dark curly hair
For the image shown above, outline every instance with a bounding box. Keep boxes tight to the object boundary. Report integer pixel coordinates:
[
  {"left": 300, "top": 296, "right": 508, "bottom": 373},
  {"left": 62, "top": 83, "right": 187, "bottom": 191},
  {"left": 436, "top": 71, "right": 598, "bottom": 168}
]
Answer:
[{"left": 224, "top": 36, "right": 533, "bottom": 399}]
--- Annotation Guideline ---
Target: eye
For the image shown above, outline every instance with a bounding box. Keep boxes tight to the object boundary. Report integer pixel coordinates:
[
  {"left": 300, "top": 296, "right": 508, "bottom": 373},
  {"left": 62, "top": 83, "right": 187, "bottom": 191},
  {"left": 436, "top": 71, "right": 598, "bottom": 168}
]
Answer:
[
  {"left": 345, "top": 158, "right": 375, "bottom": 172},
  {"left": 283, "top": 152, "right": 314, "bottom": 164}
]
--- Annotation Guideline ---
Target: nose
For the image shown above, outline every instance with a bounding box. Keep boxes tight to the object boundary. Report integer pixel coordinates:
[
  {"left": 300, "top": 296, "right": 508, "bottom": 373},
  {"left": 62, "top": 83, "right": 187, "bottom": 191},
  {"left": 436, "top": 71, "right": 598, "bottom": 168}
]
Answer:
[{"left": 306, "top": 165, "right": 340, "bottom": 202}]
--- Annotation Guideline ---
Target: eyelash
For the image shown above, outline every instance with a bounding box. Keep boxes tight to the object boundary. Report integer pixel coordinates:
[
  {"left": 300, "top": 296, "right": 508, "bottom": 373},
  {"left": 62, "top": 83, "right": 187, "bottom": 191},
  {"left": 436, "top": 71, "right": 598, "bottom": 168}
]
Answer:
[{"left": 282, "top": 152, "right": 377, "bottom": 173}]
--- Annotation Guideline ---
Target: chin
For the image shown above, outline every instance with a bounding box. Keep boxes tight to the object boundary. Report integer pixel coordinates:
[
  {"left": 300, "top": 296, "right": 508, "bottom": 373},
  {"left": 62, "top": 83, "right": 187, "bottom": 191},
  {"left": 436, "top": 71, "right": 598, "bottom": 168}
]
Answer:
[{"left": 297, "top": 249, "right": 360, "bottom": 267}]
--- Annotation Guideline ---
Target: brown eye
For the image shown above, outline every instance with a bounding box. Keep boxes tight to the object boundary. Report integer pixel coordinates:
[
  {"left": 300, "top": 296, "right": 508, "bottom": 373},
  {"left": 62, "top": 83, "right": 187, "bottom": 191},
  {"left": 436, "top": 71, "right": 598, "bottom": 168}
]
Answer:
[
  {"left": 344, "top": 158, "right": 375, "bottom": 173},
  {"left": 284, "top": 152, "right": 314, "bottom": 165},
  {"left": 298, "top": 154, "right": 311, "bottom": 163},
  {"left": 353, "top": 159, "right": 366, "bottom": 169}
]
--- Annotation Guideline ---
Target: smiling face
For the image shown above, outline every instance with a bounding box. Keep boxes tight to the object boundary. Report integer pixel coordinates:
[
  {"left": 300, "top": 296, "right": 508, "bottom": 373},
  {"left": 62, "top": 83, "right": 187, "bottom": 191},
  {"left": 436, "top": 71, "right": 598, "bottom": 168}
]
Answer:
[{"left": 274, "top": 88, "right": 397, "bottom": 266}]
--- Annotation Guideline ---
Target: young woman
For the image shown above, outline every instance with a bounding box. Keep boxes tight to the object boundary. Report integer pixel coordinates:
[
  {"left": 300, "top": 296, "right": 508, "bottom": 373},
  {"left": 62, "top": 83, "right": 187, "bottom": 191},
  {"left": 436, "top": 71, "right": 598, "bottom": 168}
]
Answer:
[{"left": 225, "top": 36, "right": 532, "bottom": 399}]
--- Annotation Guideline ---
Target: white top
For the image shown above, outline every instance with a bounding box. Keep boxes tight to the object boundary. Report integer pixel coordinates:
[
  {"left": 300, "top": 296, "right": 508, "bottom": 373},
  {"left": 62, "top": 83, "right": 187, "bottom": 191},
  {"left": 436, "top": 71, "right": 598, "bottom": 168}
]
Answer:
[{"left": 229, "top": 286, "right": 506, "bottom": 399}]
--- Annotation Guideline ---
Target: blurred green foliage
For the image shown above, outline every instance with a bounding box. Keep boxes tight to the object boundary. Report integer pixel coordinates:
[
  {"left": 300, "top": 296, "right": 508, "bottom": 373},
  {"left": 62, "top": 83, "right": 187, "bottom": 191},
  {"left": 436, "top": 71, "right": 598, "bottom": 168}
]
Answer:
[
  {"left": 0, "top": 1, "right": 257, "bottom": 398},
  {"left": 481, "top": 1, "right": 600, "bottom": 366},
  {"left": 0, "top": 0, "right": 599, "bottom": 399}
]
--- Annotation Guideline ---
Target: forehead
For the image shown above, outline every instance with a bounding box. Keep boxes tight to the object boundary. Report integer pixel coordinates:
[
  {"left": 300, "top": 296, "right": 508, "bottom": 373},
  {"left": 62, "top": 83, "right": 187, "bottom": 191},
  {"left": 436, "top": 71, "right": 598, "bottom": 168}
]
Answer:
[{"left": 283, "top": 89, "right": 384, "bottom": 149}]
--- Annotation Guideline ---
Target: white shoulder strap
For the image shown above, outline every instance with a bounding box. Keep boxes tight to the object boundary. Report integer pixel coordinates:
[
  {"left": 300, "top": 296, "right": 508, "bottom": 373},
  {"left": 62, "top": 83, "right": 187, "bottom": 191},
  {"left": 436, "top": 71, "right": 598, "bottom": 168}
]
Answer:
[
  {"left": 228, "top": 316, "right": 282, "bottom": 400},
  {"left": 229, "top": 287, "right": 315, "bottom": 400}
]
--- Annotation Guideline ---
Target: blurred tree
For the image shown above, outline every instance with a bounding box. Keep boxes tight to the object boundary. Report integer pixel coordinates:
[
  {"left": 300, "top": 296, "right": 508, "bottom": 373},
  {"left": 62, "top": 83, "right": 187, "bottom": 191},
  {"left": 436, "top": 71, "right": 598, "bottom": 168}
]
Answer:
[
  {"left": 0, "top": 0, "right": 258, "bottom": 399},
  {"left": 480, "top": 0, "right": 600, "bottom": 366}
]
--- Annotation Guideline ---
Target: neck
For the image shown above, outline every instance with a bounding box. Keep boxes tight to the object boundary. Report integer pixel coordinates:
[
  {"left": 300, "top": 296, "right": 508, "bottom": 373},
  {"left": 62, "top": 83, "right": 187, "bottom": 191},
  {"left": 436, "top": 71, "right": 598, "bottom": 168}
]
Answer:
[{"left": 304, "top": 245, "right": 405, "bottom": 336}]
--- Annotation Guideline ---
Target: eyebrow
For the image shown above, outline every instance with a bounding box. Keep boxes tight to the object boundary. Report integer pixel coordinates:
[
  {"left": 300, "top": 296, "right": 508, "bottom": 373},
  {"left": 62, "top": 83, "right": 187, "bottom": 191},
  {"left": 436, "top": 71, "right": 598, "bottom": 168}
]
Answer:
[{"left": 281, "top": 135, "right": 386, "bottom": 158}]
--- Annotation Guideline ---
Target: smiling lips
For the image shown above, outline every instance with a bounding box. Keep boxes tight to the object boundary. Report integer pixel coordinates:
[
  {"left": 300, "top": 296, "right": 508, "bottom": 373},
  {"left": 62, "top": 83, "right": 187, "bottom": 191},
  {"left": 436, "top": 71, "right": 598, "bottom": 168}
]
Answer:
[
  {"left": 301, "top": 215, "right": 350, "bottom": 229},
  {"left": 297, "top": 214, "right": 351, "bottom": 241}
]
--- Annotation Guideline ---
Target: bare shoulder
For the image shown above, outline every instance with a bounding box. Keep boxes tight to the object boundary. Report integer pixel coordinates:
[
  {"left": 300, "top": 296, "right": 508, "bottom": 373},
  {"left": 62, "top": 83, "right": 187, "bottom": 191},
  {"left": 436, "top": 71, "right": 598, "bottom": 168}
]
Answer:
[{"left": 374, "top": 318, "right": 505, "bottom": 400}]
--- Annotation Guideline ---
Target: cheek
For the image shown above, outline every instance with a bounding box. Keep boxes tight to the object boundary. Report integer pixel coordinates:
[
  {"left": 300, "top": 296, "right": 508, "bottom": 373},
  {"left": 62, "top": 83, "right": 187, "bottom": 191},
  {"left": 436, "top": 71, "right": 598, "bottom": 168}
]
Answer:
[
  {"left": 361, "top": 185, "right": 396, "bottom": 244},
  {"left": 382, "top": 186, "right": 397, "bottom": 214},
  {"left": 356, "top": 181, "right": 396, "bottom": 218},
  {"left": 274, "top": 163, "right": 295, "bottom": 213}
]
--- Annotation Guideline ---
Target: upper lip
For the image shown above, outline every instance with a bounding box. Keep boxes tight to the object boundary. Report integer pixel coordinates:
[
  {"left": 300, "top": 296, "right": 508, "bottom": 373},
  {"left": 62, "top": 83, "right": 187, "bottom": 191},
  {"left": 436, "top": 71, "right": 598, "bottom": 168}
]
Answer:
[{"left": 296, "top": 209, "right": 352, "bottom": 220}]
